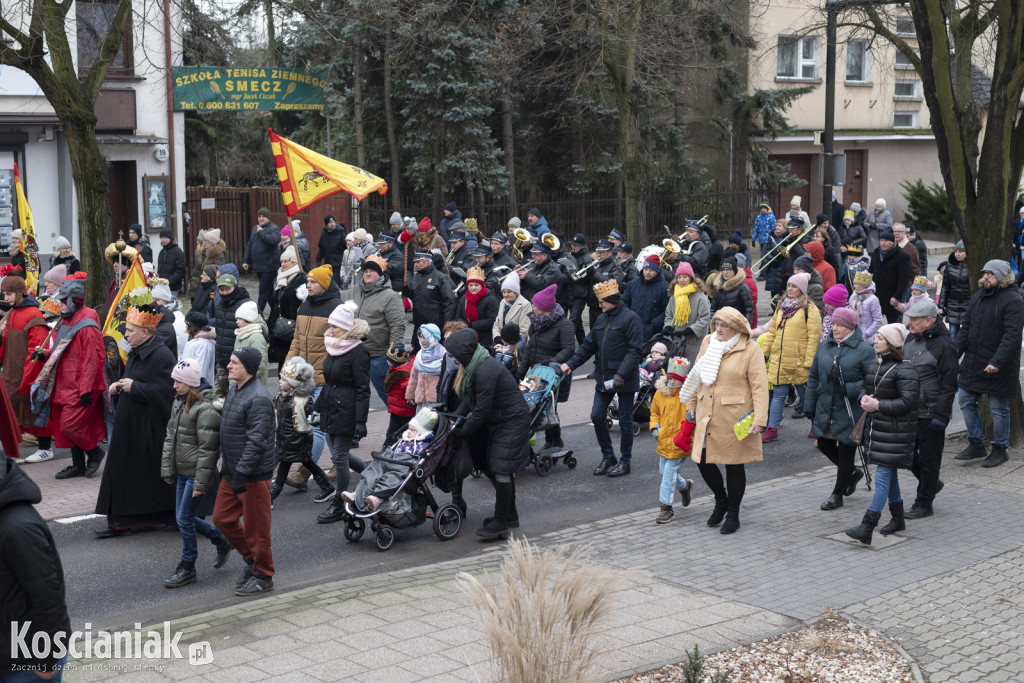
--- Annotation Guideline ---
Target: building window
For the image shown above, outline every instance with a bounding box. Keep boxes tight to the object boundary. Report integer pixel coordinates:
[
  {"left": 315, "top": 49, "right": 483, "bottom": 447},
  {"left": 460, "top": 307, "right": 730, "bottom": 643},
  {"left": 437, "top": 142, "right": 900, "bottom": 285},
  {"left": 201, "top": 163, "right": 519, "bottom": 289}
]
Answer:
[
  {"left": 777, "top": 36, "right": 820, "bottom": 80},
  {"left": 845, "top": 39, "right": 871, "bottom": 83},
  {"left": 895, "top": 15, "right": 916, "bottom": 37},
  {"left": 893, "top": 111, "right": 919, "bottom": 129},
  {"left": 894, "top": 79, "right": 921, "bottom": 100},
  {"left": 894, "top": 49, "right": 918, "bottom": 70},
  {"left": 76, "top": 0, "right": 133, "bottom": 75}
]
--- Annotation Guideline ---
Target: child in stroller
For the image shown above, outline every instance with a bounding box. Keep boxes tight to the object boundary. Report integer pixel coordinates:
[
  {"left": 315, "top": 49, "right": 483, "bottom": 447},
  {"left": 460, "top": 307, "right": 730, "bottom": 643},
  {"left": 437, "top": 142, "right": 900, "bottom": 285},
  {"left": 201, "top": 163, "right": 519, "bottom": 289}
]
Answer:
[
  {"left": 518, "top": 365, "right": 577, "bottom": 475},
  {"left": 492, "top": 323, "right": 524, "bottom": 376},
  {"left": 608, "top": 335, "right": 681, "bottom": 436}
]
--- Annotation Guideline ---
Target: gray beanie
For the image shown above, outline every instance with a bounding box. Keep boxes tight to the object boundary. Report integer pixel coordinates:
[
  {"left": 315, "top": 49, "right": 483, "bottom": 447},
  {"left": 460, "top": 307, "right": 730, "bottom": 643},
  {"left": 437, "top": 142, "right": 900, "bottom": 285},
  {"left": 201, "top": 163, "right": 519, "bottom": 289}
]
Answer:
[
  {"left": 954, "top": 240, "right": 964, "bottom": 251},
  {"left": 793, "top": 254, "right": 814, "bottom": 273},
  {"left": 508, "top": 217, "right": 521, "bottom": 230},
  {"left": 389, "top": 211, "right": 402, "bottom": 225},
  {"left": 850, "top": 202, "right": 862, "bottom": 213},
  {"left": 53, "top": 236, "right": 71, "bottom": 251},
  {"left": 982, "top": 259, "right": 1011, "bottom": 281}
]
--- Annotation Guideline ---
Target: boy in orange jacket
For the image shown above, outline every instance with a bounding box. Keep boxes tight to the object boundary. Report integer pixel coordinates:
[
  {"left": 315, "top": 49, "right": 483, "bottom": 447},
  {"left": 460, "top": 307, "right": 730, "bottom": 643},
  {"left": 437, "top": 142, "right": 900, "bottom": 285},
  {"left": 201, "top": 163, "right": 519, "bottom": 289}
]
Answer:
[{"left": 649, "top": 357, "right": 694, "bottom": 524}]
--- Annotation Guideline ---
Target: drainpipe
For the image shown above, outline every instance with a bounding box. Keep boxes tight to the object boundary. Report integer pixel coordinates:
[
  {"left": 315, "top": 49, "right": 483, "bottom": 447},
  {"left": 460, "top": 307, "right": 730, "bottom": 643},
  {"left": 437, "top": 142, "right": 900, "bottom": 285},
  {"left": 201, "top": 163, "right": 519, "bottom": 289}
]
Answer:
[{"left": 163, "top": 0, "right": 178, "bottom": 238}]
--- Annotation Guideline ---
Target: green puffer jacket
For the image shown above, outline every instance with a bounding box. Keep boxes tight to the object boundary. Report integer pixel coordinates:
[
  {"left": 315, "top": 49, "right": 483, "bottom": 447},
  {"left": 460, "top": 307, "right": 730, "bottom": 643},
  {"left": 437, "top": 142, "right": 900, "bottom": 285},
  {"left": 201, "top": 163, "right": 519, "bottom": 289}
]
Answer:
[{"left": 160, "top": 389, "right": 222, "bottom": 494}]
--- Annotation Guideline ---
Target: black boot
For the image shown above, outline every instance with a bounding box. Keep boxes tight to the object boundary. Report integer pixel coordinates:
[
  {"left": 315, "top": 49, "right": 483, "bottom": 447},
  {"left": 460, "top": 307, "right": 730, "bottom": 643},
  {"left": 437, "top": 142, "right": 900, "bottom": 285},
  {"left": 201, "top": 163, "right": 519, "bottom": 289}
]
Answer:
[
  {"left": 879, "top": 501, "right": 906, "bottom": 535},
  {"left": 904, "top": 502, "right": 933, "bottom": 519},
  {"left": 84, "top": 447, "right": 105, "bottom": 478},
  {"left": 476, "top": 480, "right": 514, "bottom": 540},
  {"left": 954, "top": 441, "right": 987, "bottom": 461},
  {"left": 164, "top": 561, "right": 197, "bottom": 588},
  {"left": 720, "top": 510, "right": 740, "bottom": 534},
  {"left": 211, "top": 535, "right": 232, "bottom": 569},
  {"left": 607, "top": 461, "right": 631, "bottom": 477},
  {"left": 820, "top": 494, "right": 843, "bottom": 511},
  {"left": 982, "top": 445, "right": 1009, "bottom": 468},
  {"left": 593, "top": 458, "right": 617, "bottom": 475},
  {"left": 312, "top": 471, "right": 335, "bottom": 504},
  {"left": 845, "top": 509, "right": 881, "bottom": 545},
  {"left": 707, "top": 497, "right": 728, "bottom": 527},
  {"left": 317, "top": 496, "right": 347, "bottom": 524},
  {"left": 269, "top": 480, "right": 283, "bottom": 502},
  {"left": 844, "top": 468, "right": 863, "bottom": 496},
  {"left": 57, "top": 446, "right": 87, "bottom": 480}
]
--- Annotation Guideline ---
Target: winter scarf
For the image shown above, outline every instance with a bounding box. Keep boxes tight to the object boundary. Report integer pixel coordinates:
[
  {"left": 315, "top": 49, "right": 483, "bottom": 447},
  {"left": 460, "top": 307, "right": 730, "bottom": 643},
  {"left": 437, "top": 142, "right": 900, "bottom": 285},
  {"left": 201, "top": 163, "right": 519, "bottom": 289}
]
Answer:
[
  {"left": 527, "top": 304, "right": 565, "bottom": 334},
  {"left": 777, "top": 296, "right": 802, "bottom": 329},
  {"left": 679, "top": 332, "right": 741, "bottom": 402},
  {"left": 456, "top": 344, "right": 490, "bottom": 411},
  {"left": 235, "top": 322, "right": 264, "bottom": 341},
  {"left": 463, "top": 286, "right": 489, "bottom": 323},
  {"left": 672, "top": 283, "right": 698, "bottom": 326},
  {"left": 277, "top": 264, "right": 301, "bottom": 289},
  {"left": 821, "top": 304, "right": 837, "bottom": 342},
  {"left": 324, "top": 331, "right": 362, "bottom": 356},
  {"left": 414, "top": 335, "right": 445, "bottom": 376}
]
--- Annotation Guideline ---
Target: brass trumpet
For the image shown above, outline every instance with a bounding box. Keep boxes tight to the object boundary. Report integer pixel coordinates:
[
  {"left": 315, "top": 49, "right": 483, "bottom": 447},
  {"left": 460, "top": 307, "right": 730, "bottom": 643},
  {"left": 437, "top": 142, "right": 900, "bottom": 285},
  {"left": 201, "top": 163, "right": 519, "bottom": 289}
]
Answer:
[{"left": 570, "top": 254, "right": 600, "bottom": 281}]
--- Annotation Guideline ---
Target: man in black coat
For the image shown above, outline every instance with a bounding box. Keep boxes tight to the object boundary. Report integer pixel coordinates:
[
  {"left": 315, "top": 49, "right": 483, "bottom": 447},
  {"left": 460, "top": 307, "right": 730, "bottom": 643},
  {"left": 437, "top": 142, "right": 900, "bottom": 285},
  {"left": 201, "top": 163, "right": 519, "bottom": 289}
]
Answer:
[
  {"left": 868, "top": 228, "right": 910, "bottom": 323},
  {"left": 445, "top": 328, "right": 530, "bottom": 540},
  {"left": 566, "top": 234, "right": 593, "bottom": 344},
  {"left": 903, "top": 299, "right": 958, "bottom": 519},
  {"left": 471, "top": 246, "right": 503, "bottom": 295},
  {"left": 678, "top": 223, "right": 710, "bottom": 278},
  {"left": 95, "top": 309, "right": 177, "bottom": 537},
  {"left": 953, "top": 259, "right": 1024, "bottom": 468},
  {"left": 317, "top": 215, "right": 347, "bottom": 281},
  {"left": 490, "top": 233, "right": 517, "bottom": 270},
  {"left": 520, "top": 243, "right": 562, "bottom": 302},
  {"left": 243, "top": 207, "right": 282, "bottom": 314},
  {"left": 830, "top": 191, "right": 846, "bottom": 232},
  {"left": 156, "top": 228, "right": 186, "bottom": 295},
  {"left": 562, "top": 279, "right": 643, "bottom": 478},
  {"left": 375, "top": 234, "right": 406, "bottom": 291},
  {"left": 621, "top": 254, "right": 670, "bottom": 341},
  {"left": 409, "top": 252, "right": 455, "bottom": 346},
  {"left": 0, "top": 459, "right": 71, "bottom": 678},
  {"left": 213, "top": 347, "right": 277, "bottom": 596},
  {"left": 438, "top": 202, "right": 462, "bottom": 244},
  {"left": 212, "top": 273, "right": 254, "bottom": 396},
  {"left": 616, "top": 242, "right": 640, "bottom": 284},
  {"left": 585, "top": 241, "right": 625, "bottom": 330}
]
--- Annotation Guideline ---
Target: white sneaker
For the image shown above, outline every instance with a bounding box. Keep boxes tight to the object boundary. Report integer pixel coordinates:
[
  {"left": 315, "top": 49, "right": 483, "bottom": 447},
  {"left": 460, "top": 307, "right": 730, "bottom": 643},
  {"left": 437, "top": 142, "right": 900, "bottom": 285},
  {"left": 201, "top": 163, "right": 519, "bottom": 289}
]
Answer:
[{"left": 24, "top": 449, "right": 54, "bottom": 463}]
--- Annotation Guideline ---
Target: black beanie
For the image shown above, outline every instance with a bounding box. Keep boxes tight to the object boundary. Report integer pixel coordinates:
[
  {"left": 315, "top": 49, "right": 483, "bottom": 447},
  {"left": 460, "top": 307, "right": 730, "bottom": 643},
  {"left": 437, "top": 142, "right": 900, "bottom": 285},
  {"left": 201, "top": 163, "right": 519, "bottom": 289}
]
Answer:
[
  {"left": 444, "top": 202, "right": 457, "bottom": 213},
  {"left": 500, "top": 323, "right": 521, "bottom": 344},
  {"left": 160, "top": 228, "right": 173, "bottom": 239},
  {"left": 232, "top": 347, "right": 261, "bottom": 377},
  {"left": 604, "top": 293, "right": 622, "bottom": 307},
  {"left": 184, "top": 310, "right": 208, "bottom": 329}
]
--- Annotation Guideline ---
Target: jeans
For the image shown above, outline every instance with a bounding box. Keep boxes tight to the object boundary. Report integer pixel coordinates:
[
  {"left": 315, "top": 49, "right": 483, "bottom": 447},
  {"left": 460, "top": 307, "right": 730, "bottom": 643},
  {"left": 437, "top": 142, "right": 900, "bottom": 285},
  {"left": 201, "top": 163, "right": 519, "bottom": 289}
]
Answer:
[
  {"left": 768, "top": 383, "right": 805, "bottom": 428},
  {"left": 310, "top": 386, "right": 332, "bottom": 466},
  {"left": 947, "top": 323, "right": 959, "bottom": 341},
  {"left": 590, "top": 389, "right": 634, "bottom": 463},
  {"left": 2, "top": 655, "right": 66, "bottom": 682},
  {"left": 328, "top": 431, "right": 366, "bottom": 494},
  {"left": 959, "top": 388, "right": 1010, "bottom": 447},
  {"left": 869, "top": 465, "right": 902, "bottom": 513},
  {"left": 256, "top": 269, "right": 276, "bottom": 314},
  {"left": 658, "top": 456, "right": 689, "bottom": 506},
  {"left": 369, "top": 355, "right": 389, "bottom": 403},
  {"left": 175, "top": 475, "right": 222, "bottom": 563}
]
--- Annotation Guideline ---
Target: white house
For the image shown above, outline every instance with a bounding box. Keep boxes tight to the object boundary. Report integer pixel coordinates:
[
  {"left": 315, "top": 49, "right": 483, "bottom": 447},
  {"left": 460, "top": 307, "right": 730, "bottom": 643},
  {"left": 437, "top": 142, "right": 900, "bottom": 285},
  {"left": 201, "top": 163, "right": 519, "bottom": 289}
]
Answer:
[{"left": 0, "top": 0, "right": 185, "bottom": 265}]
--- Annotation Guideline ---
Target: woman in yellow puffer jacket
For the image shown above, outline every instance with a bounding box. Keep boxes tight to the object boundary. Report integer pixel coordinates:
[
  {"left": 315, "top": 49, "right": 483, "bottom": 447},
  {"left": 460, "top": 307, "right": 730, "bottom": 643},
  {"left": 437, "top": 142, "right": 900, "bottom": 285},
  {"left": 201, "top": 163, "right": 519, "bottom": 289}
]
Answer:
[
  {"left": 649, "top": 358, "right": 693, "bottom": 524},
  {"left": 760, "top": 273, "right": 822, "bottom": 442}
]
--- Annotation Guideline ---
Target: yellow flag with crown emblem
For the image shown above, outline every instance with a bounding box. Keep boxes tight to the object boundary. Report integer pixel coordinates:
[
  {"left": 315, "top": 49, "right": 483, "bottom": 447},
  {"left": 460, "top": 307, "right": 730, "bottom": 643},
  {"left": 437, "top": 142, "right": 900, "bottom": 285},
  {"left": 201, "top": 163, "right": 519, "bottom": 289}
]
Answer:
[
  {"left": 101, "top": 255, "right": 148, "bottom": 362},
  {"left": 12, "top": 163, "right": 40, "bottom": 292},
  {"left": 268, "top": 128, "right": 387, "bottom": 215}
]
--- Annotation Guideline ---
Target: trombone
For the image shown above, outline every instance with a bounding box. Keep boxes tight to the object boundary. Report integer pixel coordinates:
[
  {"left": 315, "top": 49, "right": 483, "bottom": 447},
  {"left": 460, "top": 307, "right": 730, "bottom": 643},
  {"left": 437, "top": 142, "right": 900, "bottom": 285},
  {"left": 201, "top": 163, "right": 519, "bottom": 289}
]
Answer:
[
  {"left": 750, "top": 222, "right": 816, "bottom": 275},
  {"left": 665, "top": 215, "right": 709, "bottom": 243}
]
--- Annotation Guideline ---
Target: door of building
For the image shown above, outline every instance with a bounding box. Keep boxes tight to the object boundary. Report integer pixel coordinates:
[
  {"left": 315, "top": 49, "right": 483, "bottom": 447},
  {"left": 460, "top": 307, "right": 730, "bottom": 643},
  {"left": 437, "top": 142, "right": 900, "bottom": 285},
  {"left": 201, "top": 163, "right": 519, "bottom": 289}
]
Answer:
[
  {"left": 108, "top": 160, "right": 139, "bottom": 241},
  {"left": 769, "top": 154, "right": 812, "bottom": 212},
  {"left": 842, "top": 150, "right": 866, "bottom": 209}
]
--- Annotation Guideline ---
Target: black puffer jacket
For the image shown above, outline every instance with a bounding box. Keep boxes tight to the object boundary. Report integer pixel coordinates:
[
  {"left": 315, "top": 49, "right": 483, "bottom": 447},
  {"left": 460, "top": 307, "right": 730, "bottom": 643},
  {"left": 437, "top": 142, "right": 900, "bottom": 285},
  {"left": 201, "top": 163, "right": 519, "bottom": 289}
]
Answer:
[
  {"left": 904, "top": 318, "right": 958, "bottom": 422},
  {"left": 521, "top": 257, "right": 563, "bottom": 302},
  {"left": 157, "top": 239, "right": 187, "bottom": 291},
  {"left": 844, "top": 223, "right": 867, "bottom": 249},
  {"left": 455, "top": 291, "right": 499, "bottom": 347},
  {"left": 409, "top": 264, "right": 456, "bottom": 329},
  {"left": 520, "top": 312, "right": 576, "bottom": 402},
  {"left": 955, "top": 276, "right": 1024, "bottom": 397},
  {"left": 316, "top": 226, "right": 346, "bottom": 274},
  {"left": 220, "top": 375, "right": 277, "bottom": 486},
  {"left": 214, "top": 285, "right": 253, "bottom": 367},
  {"left": 0, "top": 458, "right": 70, "bottom": 676},
  {"left": 275, "top": 394, "right": 313, "bottom": 463},
  {"left": 863, "top": 355, "right": 919, "bottom": 468},
  {"left": 566, "top": 303, "right": 643, "bottom": 393},
  {"left": 156, "top": 307, "right": 178, "bottom": 358},
  {"left": 621, "top": 270, "right": 669, "bottom": 341},
  {"left": 938, "top": 254, "right": 971, "bottom": 327},
  {"left": 317, "top": 345, "right": 371, "bottom": 435},
  {"left": 445, "top": 328, "right": 531, "bottom": 475},
  {"left": 709, "top": 270, "right": 754, "bottom": 324}
]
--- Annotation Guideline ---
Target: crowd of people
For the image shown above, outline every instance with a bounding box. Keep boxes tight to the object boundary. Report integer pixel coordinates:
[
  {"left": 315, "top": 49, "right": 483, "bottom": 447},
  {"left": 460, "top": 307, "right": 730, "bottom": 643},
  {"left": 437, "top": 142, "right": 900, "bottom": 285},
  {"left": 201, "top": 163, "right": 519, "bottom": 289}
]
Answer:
[{"left": 2, "top": 199, "right": 1022, "bottom": 680}]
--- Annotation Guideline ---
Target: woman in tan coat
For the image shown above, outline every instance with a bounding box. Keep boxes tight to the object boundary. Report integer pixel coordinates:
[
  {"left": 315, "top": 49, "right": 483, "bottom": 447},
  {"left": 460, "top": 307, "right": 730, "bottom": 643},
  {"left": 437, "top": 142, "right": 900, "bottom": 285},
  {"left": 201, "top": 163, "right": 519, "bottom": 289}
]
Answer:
[{"left": 679, "top": 306, "right": 769, "bottom": 534}]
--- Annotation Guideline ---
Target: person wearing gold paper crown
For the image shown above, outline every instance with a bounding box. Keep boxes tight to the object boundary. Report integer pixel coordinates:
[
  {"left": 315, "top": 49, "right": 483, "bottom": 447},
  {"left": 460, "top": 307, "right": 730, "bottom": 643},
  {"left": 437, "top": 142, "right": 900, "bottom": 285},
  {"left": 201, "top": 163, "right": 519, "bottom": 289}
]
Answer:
[
  {"left": 25, "top": 272, "right": 107, "bottom": 479},
  {"left": 102, "top": 241, "right": 139, "bottom": 320},
  {"left": 455, "top": 266, "right": 498, "bottom": 346},
  {"left": 94, "top": 290, "right": 178, "bottom": 538},
  {"left": 561, "top": 278, "right": 643, "bottom": 478}
]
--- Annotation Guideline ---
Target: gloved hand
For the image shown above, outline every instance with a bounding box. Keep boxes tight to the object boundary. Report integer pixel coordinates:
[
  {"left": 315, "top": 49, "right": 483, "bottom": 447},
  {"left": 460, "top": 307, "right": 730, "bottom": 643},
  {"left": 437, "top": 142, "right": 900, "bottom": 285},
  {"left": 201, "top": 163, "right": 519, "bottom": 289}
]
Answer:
[
  {"left": 611, "top": 374, "right": 625, "bottom": 390},
  {"left": 661, "top": 326, "right": 674, "bottom": 336},
  {"left": 805, "top": 411, "right": 815, "bottom": 421},
  {"left": 231, "top": 480, "right": 248, "bottom": 495},
  {"left": 860, "top": 394, "right": 880, "bottom": 413},
  {"left": 651, "top": 423, "right": 660, "bottom": 439},
  {"left": 680, "top": 327, "right": 692, "bottom": 337},
  {"left": 674, "top": 419, "right": 696, "bottom": 452},
  {"left": 80, "top": 393, "right": 92, "bottom": 406},
  {"left": 929, "top": 416, "right": 948, "bottom": 432},
  {"left": 836, "top": 381, "right": 848, "bottom": 397},
  {"left": 431, "top": 248, "right": 442, "bottom": 256}
]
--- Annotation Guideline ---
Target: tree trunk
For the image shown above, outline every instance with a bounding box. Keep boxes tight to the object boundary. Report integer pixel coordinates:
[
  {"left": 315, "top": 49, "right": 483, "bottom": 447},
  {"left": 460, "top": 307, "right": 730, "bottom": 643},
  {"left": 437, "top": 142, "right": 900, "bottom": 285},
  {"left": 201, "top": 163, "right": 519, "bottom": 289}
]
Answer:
[
  {"left": 501, "top": 96, "right": 517, "bottom": 216},
  {"left": 383, "top": 23, "right": 401, "bottom": 210},
  {"left": 432, "top": 135, "right": 444, "bottom": 221},
  {"left": 63, "top": 114, "right": 113, "bottom": 306},
  {"left": 352, "top": 33, "right": 366, "bottom": 168},
  {"left": 264, "top": 0, "right": 276, "bottom": 66}
]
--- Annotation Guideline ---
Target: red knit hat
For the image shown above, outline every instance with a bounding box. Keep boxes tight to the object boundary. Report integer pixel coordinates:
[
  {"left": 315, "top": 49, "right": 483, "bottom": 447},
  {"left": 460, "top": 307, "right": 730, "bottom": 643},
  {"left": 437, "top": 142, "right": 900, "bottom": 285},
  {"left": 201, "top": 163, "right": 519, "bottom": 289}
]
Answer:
[
  {"left": 643, "top": 254, "right": 660, "bottom": 269},
  {"left": 418, "top": 217, "right": 432, "bottom": 232}
]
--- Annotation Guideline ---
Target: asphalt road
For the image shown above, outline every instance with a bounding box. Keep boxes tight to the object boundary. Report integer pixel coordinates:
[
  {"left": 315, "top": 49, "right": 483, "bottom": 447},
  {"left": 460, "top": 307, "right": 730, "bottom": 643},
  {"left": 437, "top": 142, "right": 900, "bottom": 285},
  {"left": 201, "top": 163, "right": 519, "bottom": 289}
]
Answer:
[{"left": 54, "top": 403, "right": 829, "bottom": 632}]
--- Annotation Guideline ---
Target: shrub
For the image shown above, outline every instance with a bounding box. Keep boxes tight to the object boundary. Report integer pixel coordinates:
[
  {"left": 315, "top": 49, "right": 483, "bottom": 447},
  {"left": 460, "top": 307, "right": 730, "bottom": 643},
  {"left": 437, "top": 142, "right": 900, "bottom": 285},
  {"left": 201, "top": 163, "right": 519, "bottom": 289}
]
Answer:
[{"left": 901, "top": 179, "right": 954, "bottom": 233}]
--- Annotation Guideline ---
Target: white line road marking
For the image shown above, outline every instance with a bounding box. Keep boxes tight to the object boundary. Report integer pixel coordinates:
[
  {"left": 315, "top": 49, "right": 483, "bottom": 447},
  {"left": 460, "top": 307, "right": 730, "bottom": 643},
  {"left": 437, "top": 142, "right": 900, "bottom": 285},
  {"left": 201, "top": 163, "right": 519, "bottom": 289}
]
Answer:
[{"left": 54, "top": 513, "right": 104, "bottom": 524}]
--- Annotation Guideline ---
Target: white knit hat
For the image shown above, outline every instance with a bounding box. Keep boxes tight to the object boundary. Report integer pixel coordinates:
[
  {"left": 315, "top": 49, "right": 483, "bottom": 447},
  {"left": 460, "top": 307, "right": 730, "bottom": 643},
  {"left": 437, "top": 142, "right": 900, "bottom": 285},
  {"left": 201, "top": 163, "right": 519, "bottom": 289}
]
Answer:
[
  {"left": 235, "top": 300, "right": 260, "bottom": 323},
  {"left": 280, "top": 245, "right": 298, "bottom": 263},
  {"left": 328, "top": 301, "right": 357, "bottom": 330}
]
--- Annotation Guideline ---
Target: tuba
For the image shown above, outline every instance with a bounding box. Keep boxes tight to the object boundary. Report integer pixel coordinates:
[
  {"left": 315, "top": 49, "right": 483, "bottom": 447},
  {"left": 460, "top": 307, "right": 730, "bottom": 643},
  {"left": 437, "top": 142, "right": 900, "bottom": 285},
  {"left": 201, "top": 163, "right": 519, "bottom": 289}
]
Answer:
[
  {"left": 511, "top": 227, "right": 532, "bottom": 262},
  {"left": 541, "top": 233, "right": 560, "bottom": 252},
  {"left": 660, "top": 238, "right": 680, "bottom": 262}
]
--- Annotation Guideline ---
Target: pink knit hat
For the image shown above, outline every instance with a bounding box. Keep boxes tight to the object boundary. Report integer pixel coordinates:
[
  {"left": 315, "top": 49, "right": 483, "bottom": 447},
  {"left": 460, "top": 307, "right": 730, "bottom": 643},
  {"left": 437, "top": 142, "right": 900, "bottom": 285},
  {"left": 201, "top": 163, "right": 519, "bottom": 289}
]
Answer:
[
  {"left": 328, "top": 301, "right": 357, "bottom": 330},
  {"left": 830, "top": 307, "right": 859, "bottom": 330},
  {"left": 171, "top": 358, "right": 203, "bottom": 388},
  {"left": 532, "top": 283, "right": 558, "bottom": 312},
  {"left": 788, "top": 273, "right": 810, "bottom": 295},
  {"left": 824, "top": 284, "right": 848, "bottom": 307},
  {"left": 877, "top": 323, "right": 909, "bottom": 349},
  {"left": 675, "top": 262, "right": 695, "bottom": 279}
]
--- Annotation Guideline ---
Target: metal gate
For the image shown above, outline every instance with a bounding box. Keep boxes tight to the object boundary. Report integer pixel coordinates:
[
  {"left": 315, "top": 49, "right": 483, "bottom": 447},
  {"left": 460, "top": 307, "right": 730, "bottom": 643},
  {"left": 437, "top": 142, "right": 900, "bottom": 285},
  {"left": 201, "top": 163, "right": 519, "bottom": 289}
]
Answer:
[{"left": 181, "top": 195, "right": 250, "bottom": 272}]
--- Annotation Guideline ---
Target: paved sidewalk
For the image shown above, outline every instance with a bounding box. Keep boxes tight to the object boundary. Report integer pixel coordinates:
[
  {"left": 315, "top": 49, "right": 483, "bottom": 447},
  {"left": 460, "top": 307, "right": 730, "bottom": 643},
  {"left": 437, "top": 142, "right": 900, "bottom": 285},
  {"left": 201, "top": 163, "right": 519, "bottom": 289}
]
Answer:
[{"left": 64, "top": 437, "right": 1024, "bottom": 682}]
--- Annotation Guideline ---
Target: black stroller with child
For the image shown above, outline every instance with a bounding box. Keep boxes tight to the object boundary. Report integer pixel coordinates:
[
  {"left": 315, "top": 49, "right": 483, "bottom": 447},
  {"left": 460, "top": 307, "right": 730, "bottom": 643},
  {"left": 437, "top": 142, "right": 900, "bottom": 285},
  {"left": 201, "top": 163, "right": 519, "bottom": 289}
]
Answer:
[
  {"left": 519, "top": 364, "right": 576, "bottom": 476},
  {"left": 607, "top": 330, "right": 683, "bottom": 435},
  {"left": 339, "top": 412, "right": 469, "bottom": 551}
]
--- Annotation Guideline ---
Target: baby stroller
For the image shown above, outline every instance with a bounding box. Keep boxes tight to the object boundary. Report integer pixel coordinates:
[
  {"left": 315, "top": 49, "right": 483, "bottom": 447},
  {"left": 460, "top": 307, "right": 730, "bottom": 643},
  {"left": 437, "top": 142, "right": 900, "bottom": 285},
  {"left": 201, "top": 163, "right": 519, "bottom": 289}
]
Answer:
[
  {"left": 340, "top": 413, "right": 467, "bottom": 552},
  {"left": 520, "top": 365, "right": 576, "bottom": 476},
  {"left": 607, "top": 331, "right": 683, "bottom": 436}
]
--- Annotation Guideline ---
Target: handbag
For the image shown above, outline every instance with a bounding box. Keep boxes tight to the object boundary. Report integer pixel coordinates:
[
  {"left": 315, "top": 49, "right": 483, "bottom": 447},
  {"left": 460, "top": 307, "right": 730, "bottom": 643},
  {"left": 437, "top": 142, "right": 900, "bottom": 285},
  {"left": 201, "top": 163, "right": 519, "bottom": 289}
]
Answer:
[
  {"left": 849, "top": 363, "right": 898, "bottom": 446},
  {"left": 272, "top": 317, "right": 296, "bottom": 342}
]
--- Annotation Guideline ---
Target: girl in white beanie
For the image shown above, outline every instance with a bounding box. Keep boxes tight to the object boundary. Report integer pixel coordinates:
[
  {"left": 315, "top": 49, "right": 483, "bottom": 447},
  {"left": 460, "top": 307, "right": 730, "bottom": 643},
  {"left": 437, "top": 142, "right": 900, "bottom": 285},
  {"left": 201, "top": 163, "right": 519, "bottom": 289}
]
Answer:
[{"left": 232, "top": 300, "right": 269, "bottom": 384}]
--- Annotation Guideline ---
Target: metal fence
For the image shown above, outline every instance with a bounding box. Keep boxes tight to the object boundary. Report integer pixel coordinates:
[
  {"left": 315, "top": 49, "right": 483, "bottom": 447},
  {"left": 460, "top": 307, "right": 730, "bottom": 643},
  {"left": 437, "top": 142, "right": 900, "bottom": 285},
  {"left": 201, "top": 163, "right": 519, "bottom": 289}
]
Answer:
[{"left": 353, "top": 184, "right": 782, "bottom": 248}]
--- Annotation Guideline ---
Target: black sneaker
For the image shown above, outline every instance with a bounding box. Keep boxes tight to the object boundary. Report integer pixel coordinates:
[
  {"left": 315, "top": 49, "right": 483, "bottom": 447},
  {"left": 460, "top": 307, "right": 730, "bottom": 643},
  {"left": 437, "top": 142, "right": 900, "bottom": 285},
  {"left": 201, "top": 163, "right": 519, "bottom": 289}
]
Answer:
[
  {"left": 163, "top": 561, "right": 197, "bottom": 589},
  {"left": 656, "top": 505, "right": 674, "bottom": 524},
  {"left": 677, "top": 479, "right": 693, "bottom": 507},
  {"left": 235, "top": 572, "right": 274, "bottom": 596},
  {"left": 904, "top": 503, "right": 933, "bottom": 519},
  {"left": 955, "top": 442, "right": 987, "bottom": 461},
  {"left": 55, "top": 465, "right": 86, "bottom": 480},
  {"left": 84, "top": 460, "right": 103, "bottom": 478},
  {"left": 212, "top": 535, "right": 232, "bottom": 569},
  {"left": 982, "top": 445, "right": 1009, "bottom": 468},
  {"left": 313, "top": 486, "right": 336, "bottom": 504},
  {"left": 791, "top": 407, "right": 806, "bottom": 419}
]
